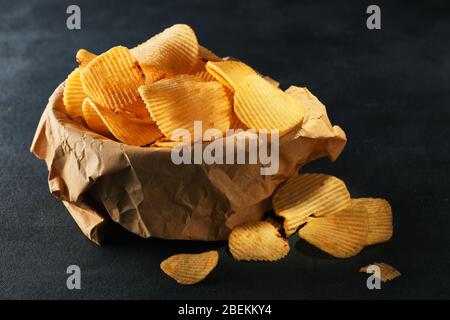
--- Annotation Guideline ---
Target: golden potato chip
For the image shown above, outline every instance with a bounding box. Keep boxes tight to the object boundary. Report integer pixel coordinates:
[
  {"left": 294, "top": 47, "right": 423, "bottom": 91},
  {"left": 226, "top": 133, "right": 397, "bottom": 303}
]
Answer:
[
  {"left": 352, "top": 198, "right": 393, "bottom": 245},
  {"left": 89, "top": 99, "right": 162, "bottom": 146},
  {"left": 120, "top": 97, "right": 153, "bottom": 121},
  {"left": 81, "top": 46, "right": 145, "bottom": 109},
  {"left": 298, "top": 205, "right": 369, "bottom": 258},
  {"left": 234, "top": 74, "right": 305, "bottom": 135},
  {"left": 273, "top": 173, "right": 351, "bottom": 236},
  {"left": 360, "top": 262, "right": 401, "bottom": 282},
  {"left": 76, "top": 49, "right": 96, "bottom": 68},
  {"left": 205, "top": 60, "right": 256, "bottom": 92},
  {"left": 63, "top": 68, "right": 85, "bottom": 122},
  {"left": 199, "top": 45, "right": 221, "bottom": 62},
  {"left": 82, "top": 98, "right": 113, "bottom": 138},
  {"left": 131, "top": 24, "right": 199, "bottom": 75},
  {"left": 262, "top": 75, "right": 279, "bottom": 88},
  {"left": 139, "top": 75, "right": 232, "bottom": 140},
  {"left": 160, "top": 250, "right": 219, "bottom": 285},
  {"left": 141, "top": 65, "right": 166, "bottom": 85},
  {"left": 192, "top": 70, "right": 216, "bottom": 82},
  {"left": 228, "top": 221, "right": 289, "bottom": 261}
]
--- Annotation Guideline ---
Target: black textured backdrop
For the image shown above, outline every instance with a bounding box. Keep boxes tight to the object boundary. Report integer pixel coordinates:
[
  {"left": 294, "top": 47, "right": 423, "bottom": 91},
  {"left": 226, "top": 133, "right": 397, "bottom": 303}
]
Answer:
[{"left": 1, "top": 0, "right": 449, "bottom": 299}]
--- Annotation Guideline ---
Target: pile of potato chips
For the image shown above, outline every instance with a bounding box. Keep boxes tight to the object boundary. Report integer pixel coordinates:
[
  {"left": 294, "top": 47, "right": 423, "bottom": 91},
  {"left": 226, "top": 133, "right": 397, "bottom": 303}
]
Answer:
[
  {"left": 63, "top": 23, "right": 309, "bottom": 147},
  {"left": 60, "top": 24, "right": 397, "bottom": 285},
  {"left": 160, "top": 172, "right": 396, "bottom": 285}
]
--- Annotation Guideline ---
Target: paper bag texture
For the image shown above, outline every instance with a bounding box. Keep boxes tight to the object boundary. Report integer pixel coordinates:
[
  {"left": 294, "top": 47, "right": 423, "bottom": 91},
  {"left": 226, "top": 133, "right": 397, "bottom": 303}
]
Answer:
[{"left": 31, "top": 83, "right": 346, "bottom": 244}]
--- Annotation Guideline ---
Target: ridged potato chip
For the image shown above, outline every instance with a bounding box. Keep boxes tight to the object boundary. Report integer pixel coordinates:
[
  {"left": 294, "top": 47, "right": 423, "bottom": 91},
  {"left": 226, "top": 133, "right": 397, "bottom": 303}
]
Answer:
[
  {"left": 234, "top": 74, "right": 305, "bottom": 135},
  {"left": 205, "top": 60, "right": 256, "bottom": 92},
  {"left": 141, "top": 65, "right": 166, "bottom": 85},
  {"left": 298, "top": 205, "right": 369, "bottom": 258},
  {"left": 228, "top": 221, "right": 290, "bottom": 261},
  {"left": 89, "top": 99, "right": 162, "bottom": 146},
  {"left": 63, "top": 68, "right": 85, "bottom": 122},
  {"left": 139, "top": 75, "right": 232, "bottom": 140},
  {"left": 82, "top": 98, "right": 113, "bottom": 138},
  {"left": 160, "top": 250, "right": 219, "bottom": 285},
  {"left": 262, "top": 75, "right": 279, "bottom": 88},
  {"left": 81, "top": 46, "right": 145, "bottom": 109},
  {"left": 192, "top": 70, "right": 216, "bottom": 82},
  {"left": 76, "top": 49, "right": 96, "bottom": 68},
  {"left": 199, "top": 45, "right": 221, "bottom": 62},
  {"left": 360, "top": 262, "right": 401, "bottom": 282},
  {"left": 352, "top": 198, "right": 393, "bottom": 245},
  {"left": 120, "top": 97, "right": 153, "bottom": 121},
  {"left": 131, "top": 24, "right": 199, "bottom": 75},
  {"left": 273, "top": 173, "right": 351, "bottom": 236}
]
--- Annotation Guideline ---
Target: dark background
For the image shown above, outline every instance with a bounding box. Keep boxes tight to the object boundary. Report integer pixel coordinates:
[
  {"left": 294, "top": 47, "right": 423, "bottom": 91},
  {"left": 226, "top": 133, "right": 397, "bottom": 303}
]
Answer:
[{"left": 1, "top": 0, "right": 449, "bottom": 299}]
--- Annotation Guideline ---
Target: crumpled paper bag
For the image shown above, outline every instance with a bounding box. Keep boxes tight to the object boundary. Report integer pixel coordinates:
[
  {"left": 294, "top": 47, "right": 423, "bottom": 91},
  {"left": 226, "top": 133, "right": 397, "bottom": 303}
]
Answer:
[{"left": 31, "top": 83, "right": 346, "bottom": 245}]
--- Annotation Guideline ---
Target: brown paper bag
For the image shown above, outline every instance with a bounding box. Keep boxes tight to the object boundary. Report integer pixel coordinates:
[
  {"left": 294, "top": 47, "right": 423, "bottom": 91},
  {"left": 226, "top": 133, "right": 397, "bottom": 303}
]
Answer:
[{"left": 31, "top": 83, "right": 346, "bottom": 244}]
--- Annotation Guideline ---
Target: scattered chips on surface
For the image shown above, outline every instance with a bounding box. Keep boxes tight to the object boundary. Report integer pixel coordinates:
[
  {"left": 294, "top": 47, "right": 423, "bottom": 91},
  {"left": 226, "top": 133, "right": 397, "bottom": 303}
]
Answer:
[
  {"left": 352, "top": 198, "right": 393, "bottom": 245},
  {"left": 205, "top": 60, "right": 256, "bottom": 92},
  {"left": 298, "top": 205, "right": 369, "bottom": 258},
  {"left": 273, "top": 174, "right": 351, "bottom": 236},
  {"left": 131, "top": 24, "right": 199, "bottom": 75},
  {"left": 63, "top": 68, "right": 85, "bottom": 122},
  {"left": 89, "top": 99, "right": 162, "bottom": 146},
  {"left": 139, "top": 75, "right": 232, "bottom": 140},
  {"left": 360, "top": 262, "right": 401, "bottom": 282},
  {"left": 81, "top": 46, "right": 145, "bottom": 109},
  {"left": 76, "top": 49, "right": 96, "bottom": 68},
  {"left": 228, "top": 221, "right": 290, "bottom": 261},
  {"left": 234, "top": 74, "right": 305, "bottom": 135},
  {"left": 82, "top": 98, "right": 113, "bottom": 138},
  {"left": 160, "top": 250, "right": 219, "bottom": 285}
]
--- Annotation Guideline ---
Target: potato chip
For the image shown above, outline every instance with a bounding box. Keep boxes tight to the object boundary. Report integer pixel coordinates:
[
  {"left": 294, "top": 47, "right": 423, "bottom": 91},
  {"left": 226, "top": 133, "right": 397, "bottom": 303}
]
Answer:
[
  {"left": 352, "top": 198, "right": 393, "bottom": 245},
  {"left": 228, "top": 221, "right": 289, "bottom": 261},
  {"left": 82, "top": 98, "right": 113, "bottom": 138},
  {"left": 262, "top": 75, "right": 279, "bottom": 88},
  {"left": 160, "top": 250, "right": 218, "bottom": 285},
  {"left": 63, "top": 68, "right": 85, "bottom": 122},
  {"left": 273, "top": 173, "right": 351, "bottom": 236},
  {"left": 360, "top": 262, "right": 401, "bottom": 282},
  {"left": 192, "top": 70, "right": 217, "bottom": 82},
  {"left": 76, "top": 49, "right": 96, "bottom": 68},
  {"left": 298, "top": 205, "right": 369, "bottom": 258},
  {"left": 131, "top": 24, "right": 199, "bottom": 75},
  {"left": 120, "top": 97, "right": 153, "bottom": 121},
  {"left": 139, "top": 75, "right": 232, "bottom": 140},
  {"left": 234, "top": 74, "right": 305, "bottom": 135},
  {"left": 89, "top": 99, "right": 162, "bottom": 146},
  {"left": 205, "top": 60, "right": 256, "bottom": 92},
  {"left": 81, "top": 46, "right": 145, "bottom": 109},
  {"left": 199, "top": 45, "right": 221, "bottom": 62},
  {"left": 141, "top": 65, "right": 166, "bottom": 85}
]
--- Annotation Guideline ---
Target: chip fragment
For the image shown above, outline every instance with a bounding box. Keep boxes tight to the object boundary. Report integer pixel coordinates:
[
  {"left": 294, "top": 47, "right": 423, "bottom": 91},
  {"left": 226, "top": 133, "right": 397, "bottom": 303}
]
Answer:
[
  {"left": 81, "top": 46, "right": 145, "bottom": 109},
  {"left": 234, "top": 74, "right": 305, "bottom": 135},
  {"left": 352, "top": 198, "right": 393, "bottom": 245},
  {"left": 131, "top": 24, "right": 199, "bottom": 75},
  {"left": 63, "top": 68, "right": 85, "bottom": 122},
  {"left": 228, "top": 221, "right": 290, "bottom": 261},
  {"left": 89, "top": 99, "right": 162, "bottom": 146},
  {"left": 76, "top": 49, "right": 96, "bottom": 68},
  {"left": 273, "top": 174, "right": 351, "bottom": 236},
  {"left": 360, "top": 262, "right": 401, "bottom": 282},
  {"left": 298, "top": 205, "right": 369, "bottom": 258},
  {"left": 139, "top": 75, "right": 232, "bottom": 140},
  {"left": 160, "top": 250, "right": 219, "bottom": 285},
  {"left": 82, "top": 98, "right": 113, "bottom": 138},
  {"left": 205, "top": 60, "right": 256, "bottom": 92}
]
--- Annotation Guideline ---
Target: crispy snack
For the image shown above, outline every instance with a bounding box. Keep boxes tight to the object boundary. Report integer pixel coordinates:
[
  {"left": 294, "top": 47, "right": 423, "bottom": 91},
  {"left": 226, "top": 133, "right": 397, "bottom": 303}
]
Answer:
[
  {"left": 141, "top": 65, "right": 166, "bottom": 85},
  {"left": 63, "top": 68, "right": 85, "bottom": 122},
  {"left": 192, "top": 70, "right": 217, "bottom": 82},
  {"left": 81, "top": 46, "right": 145, "bottom": 109},
  {"left": 298, "top": 205, "right": 369, "bottom": 258},
  {"left": 82, "top": 98, "right": 113, "bottom": 138},
  {"left": 262, "top": 75, "right": 279, "bottom": 88},
  {"left": 360, "top": 262, "right": 401, "bottom": 282},
  {"left": 131, "top": 24, "right": 199, "bottom": 75},
  {"left": 228, "top": 221, "right": 290, "bottom": 261},
  {"left": 89, "top": 99, "right": 162, "bottom": 146},
  {"left": 160, "top": 250, "right": 219, "bottom": 285},
  {"left": 352, "top": 198, "right": 393, "bottom": 245},
  {"left": 234, "top": 74, "right": 305, "bottom": 135},
  {"left": 76, "top": 49, "right": 96, "bottom": 68},
  {"left": 120, "top": 97, "right": 153, "bottom": 121},
  {"left": 199, "top": 45, "right": 221, "bottom": 62},
  {"left": 205, "top": 60, "right": 256, "bottom": 92},
  {"left": 273, "top": 174, "right": 351, "bottom": 236},
  {"left": 139, "top": 75, "right": 232, "bottom": 140}
]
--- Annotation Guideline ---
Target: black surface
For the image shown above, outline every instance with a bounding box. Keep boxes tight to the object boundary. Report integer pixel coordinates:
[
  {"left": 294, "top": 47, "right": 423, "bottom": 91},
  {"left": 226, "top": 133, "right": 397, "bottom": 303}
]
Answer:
[{"left": 1, "top": 0, "right": 449, "bottom": 299}]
